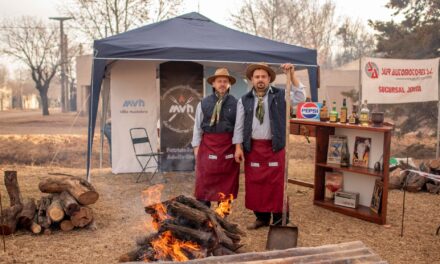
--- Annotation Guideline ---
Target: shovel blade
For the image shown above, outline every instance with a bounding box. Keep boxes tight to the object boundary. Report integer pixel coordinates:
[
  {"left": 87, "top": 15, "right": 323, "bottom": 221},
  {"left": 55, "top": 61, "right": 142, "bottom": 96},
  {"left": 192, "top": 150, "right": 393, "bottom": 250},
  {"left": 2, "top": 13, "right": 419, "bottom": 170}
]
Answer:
[{"left": 266, "top": 224, "right": 298, "bottom": 250}]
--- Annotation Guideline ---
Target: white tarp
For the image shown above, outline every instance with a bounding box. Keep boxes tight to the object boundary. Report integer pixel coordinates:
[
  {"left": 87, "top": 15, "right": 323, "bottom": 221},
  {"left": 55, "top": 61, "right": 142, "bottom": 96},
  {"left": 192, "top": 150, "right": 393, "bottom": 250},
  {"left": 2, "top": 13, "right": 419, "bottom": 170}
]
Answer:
[
  {"left": 111, "top": 61, "right": 158, "bottom": 173},
  {"left": 361, "top": 57, "right": 439, "bottom": 104}
]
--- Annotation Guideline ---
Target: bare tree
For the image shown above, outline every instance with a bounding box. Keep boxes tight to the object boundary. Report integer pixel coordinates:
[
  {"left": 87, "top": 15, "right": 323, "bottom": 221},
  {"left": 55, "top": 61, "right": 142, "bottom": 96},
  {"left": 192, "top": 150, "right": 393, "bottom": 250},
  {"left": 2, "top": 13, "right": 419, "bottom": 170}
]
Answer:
[
  {"left": 60, "top": 0, "right": 183, "bottom": 40},
  {"left": 1, "top": 17, "right": 60, "bottom": 115},
  {"left": 231, "top": 0, "right": 337, "bottom": 66},
  {"left": 334, "top": 18, "right": 375, "bottom": 67}
]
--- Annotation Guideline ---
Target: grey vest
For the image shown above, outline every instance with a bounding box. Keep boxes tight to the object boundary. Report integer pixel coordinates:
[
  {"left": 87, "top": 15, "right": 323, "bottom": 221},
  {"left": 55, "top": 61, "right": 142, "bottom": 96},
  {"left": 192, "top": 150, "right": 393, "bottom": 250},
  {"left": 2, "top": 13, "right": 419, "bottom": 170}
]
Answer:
[{"left": 241, "top": 87, "right": 286, "bottom": 153}]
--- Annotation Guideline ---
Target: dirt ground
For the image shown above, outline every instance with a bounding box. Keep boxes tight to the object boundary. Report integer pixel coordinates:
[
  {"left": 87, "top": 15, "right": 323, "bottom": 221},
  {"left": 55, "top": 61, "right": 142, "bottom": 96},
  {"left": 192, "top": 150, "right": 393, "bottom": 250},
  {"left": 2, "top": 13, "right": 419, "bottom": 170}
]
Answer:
[{"left": 0, "top": 110, "right": 439, "bottom": 264}]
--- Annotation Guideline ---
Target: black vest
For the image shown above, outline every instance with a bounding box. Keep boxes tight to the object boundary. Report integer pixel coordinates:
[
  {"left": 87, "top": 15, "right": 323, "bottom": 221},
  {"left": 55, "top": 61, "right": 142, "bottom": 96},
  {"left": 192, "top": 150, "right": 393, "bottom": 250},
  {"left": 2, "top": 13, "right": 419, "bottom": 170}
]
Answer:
[
  {"left": 201, "top": 93, "right": 237, "bottom": 133},
  {"left": 241, "top": 87, "right": 286, "bottom": 153}
]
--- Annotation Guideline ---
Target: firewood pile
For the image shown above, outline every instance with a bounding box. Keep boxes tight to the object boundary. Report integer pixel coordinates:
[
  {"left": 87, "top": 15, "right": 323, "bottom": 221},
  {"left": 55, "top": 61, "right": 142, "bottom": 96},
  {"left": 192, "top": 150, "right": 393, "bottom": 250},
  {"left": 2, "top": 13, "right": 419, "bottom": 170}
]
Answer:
[
  {"left": 0, "top": 171, "right": 99, "bottom": 235},
  {"left": 119, "top": 193, "right": 246, "bottom": 263},
  {"left": 389, "top": 159, "right": 440, "bottom": 194}
]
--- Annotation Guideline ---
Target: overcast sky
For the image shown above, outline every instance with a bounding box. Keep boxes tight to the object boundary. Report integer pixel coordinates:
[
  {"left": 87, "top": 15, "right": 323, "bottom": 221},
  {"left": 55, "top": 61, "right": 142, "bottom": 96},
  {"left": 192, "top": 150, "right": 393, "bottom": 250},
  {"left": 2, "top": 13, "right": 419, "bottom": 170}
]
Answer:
[
  {"left": 0, "top": 0, "right": 395, "bottom": 27},
  {"left": 0, "top": 0, "right": 396, "bottom": 74}
]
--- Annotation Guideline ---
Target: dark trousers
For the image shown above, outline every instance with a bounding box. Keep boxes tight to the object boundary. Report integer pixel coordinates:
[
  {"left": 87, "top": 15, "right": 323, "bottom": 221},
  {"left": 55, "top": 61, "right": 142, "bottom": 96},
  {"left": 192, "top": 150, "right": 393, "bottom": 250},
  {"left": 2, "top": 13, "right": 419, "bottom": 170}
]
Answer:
[{"left": 254, "top": 211, "right": 289, "bottom": 225}]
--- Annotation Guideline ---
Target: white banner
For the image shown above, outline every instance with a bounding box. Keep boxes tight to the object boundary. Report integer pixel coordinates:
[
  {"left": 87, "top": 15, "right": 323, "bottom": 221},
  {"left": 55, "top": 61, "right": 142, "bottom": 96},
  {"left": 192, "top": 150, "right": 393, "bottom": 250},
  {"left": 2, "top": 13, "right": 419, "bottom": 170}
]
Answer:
[
  {"left": 361, "top": 57, "right": 439, "bottom": 104},
  {"left": 111, "top": 61, "right": 159, "bottom": 174}
]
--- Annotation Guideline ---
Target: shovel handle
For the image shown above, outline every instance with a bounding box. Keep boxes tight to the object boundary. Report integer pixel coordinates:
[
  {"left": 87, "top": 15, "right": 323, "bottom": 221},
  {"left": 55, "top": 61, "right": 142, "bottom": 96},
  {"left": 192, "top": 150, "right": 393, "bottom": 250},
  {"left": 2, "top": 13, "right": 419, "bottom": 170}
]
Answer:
[{"left": 283, "top": 69, "right": 292, "bottom": 226}]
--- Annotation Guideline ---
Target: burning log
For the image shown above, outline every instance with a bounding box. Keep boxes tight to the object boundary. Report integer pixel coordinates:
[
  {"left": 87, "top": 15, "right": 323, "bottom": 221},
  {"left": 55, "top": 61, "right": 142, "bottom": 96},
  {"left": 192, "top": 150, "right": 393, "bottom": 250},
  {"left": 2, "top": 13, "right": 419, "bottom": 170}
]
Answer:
[
  {"left": 122, "top": 193, "right": 245, "bottom": 262},
  {"left": 39, "top": 175, "right": 99, "bottom": 205},
  {"left": 174, "top": 195, "right": 245, "bottom": 236},
  {"left": 160, "top": 222, "right": 214, "bottom": 248}
]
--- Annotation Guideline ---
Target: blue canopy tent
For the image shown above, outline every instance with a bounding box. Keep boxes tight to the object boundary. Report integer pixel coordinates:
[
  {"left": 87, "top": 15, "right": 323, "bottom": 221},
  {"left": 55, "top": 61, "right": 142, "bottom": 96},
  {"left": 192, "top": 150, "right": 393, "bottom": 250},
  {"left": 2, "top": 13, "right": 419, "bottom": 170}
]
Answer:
[{"left": 87, "top": 12, "right": 318, "bottom": 180}]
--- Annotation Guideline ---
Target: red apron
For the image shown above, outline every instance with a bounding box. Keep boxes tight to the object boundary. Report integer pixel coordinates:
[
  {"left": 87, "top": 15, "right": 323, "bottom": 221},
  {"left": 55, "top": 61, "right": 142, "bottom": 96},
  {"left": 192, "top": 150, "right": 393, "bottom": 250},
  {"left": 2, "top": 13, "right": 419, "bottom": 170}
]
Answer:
[
  {"left": 244, "top": 139, "right": 285, "bottom": 213},
  {"left": 195, "top": 132, "right": 239, "bottom": 201}
]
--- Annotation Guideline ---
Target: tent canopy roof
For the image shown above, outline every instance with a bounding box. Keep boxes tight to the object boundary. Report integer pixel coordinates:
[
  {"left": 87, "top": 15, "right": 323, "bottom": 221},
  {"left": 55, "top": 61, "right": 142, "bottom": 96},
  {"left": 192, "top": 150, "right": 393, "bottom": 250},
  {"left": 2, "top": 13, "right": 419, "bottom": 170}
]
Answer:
[{"left": 94, "top": 12, "right": 317, "bottom": 66}]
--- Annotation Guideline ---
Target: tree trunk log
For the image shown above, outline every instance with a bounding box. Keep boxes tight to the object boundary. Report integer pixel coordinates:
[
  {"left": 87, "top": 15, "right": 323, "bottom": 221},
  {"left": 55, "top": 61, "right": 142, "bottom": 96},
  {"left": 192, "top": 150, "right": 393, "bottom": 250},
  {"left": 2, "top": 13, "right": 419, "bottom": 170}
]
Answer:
[
  {"left": 119, "top": 246, "right": 155, "bottom": 262},
  {"left": 0, "top": 204, "right": 23, "bottom": 235},
  {"left": 166, "top": 201, "right": 209, "bottom": 226},
  {"left": 17, "top": 198, "right": 37, "bottom": 228},
  {"left": 71, "top": 206, "right": 93, "bottom": 227},
  {"left": 47, "top": 194, "right": 65, "bottom": 222},
  {"left": 37, "top": 196, "right": 52, "bottom": 229},
  {"left": 175, "top": 195, "right": 245, "bottom": 236},
  {"left": 30, "top": 221, "right": 42, "bottom": 234},
  {"left": 59, "top": 191, "right": 80, "bottom": 216},
  {"left": 60, "top": 220, "right": 74, "bottom": 232},
  {"left": 160, "top": 222, "right": 214, "bottom": 248},
  {"left": 4, "top": 170, "right": 22, "bottom": 206},
  {"left": 39, "top": 175, "right": 99, "bottom": 205}
]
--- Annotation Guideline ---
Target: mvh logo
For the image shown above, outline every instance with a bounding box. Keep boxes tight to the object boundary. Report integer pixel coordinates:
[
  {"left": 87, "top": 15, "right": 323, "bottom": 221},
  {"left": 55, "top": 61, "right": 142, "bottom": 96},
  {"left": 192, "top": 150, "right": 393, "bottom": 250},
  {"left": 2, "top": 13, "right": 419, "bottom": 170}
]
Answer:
[
  {"left": 365, "top": 61, "right": 379, "bottom": 79},
  {"left": 123, "top": 99, "right": 145, "bottom": 107},
  {"left": 169, "top": 103, "right": 194, "bottom": 114},
  {"left": 168, "top": 95, "right": 194, "bottom": 122}
]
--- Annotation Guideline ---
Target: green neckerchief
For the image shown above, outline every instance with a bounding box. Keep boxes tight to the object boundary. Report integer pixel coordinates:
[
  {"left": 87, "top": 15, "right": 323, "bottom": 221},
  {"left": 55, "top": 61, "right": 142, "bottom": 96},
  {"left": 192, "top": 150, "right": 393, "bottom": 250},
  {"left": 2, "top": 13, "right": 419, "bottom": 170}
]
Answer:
[
  {"left": 210, "top": 92, "right": 225, "bottom": 126},
  {"left": 255, "top": 88, "right": 269, "bottom": 124}
]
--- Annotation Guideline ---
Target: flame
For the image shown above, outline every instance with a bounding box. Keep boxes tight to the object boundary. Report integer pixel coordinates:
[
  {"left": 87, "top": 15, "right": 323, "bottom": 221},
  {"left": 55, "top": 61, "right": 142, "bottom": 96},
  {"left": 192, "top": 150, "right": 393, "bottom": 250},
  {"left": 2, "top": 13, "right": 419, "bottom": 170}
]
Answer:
[
  {"left": 215, "top": 193, "right": 234, "bottom": 218},
  {"left": 151, "top": 231, "right": 203, "bottom": 261},
  {"left": 141, "top": 184, "right": 169, "bottom": 231},
  {"left": 141, "top": 185, "right": 204, "bottom": 261}
]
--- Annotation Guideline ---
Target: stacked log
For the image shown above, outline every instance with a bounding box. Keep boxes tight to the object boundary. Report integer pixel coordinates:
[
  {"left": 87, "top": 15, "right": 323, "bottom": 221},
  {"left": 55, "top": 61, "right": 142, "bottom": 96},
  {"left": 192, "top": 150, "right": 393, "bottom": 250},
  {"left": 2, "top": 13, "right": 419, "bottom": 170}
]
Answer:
[
  {"left": 389, "top": 159, "right": 440, "bottom": 194},
  {"left": 119, "top": 195, "right": 245, "bottom": 262},
  {"left": 0, "top": 171, "right": 99, "bottom": 236}
]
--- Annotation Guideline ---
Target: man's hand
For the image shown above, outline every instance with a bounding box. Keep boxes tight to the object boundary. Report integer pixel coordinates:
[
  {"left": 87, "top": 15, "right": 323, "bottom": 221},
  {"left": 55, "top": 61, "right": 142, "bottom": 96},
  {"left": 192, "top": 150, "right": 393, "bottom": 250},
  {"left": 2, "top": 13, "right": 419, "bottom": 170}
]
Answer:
[
  {"left": 194, "top": 147, "right": 199, "bottom": 157},
  {"left": 234, "top": 144, "right": 244, "bottom": 163},
  {"left": 280, "top": 63, "right": 299, "bottom": 87},
  {"left": 281, "top": 63, "right": 295, "bottom": 73}
]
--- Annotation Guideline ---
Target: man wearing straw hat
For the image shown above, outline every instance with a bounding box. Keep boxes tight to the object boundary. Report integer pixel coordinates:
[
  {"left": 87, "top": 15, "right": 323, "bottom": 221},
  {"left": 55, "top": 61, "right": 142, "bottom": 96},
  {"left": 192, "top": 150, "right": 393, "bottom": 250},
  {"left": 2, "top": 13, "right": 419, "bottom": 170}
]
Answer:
[
  {"left": 233, "top": 62, "right": 306, "bottom": 229},
  {"left": 191, "top": 68, "right": 240, "bottom": 207}
]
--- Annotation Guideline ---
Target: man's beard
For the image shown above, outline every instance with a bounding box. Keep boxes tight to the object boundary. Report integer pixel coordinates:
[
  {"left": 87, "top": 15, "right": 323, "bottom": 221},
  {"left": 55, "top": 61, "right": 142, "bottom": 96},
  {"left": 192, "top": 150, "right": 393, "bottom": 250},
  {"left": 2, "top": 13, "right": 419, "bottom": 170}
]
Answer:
[{"left": 255, "top": 82, "right": 268, "bottom": 90}]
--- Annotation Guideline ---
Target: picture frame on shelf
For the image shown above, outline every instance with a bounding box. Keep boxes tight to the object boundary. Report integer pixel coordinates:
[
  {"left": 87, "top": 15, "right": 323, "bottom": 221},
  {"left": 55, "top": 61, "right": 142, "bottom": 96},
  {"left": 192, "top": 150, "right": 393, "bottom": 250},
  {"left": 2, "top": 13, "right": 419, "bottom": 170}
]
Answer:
[
  {"left": 370, "top": 179, "right": 384, "bottom": 213},
  {"left": 325, "top": 171, "right": 343, "bottom": 200},
  {"left": 327, "top": 135, "right": 347, "bottom": 165},
  {"left": 353, "top": 136, "right": 371, "bottom": 168}
]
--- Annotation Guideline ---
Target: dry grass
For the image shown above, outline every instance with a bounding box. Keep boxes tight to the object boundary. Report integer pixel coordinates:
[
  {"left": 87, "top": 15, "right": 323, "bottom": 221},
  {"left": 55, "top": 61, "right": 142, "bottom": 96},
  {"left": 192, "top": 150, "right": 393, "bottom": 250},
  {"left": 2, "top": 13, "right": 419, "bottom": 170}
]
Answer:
[
  {"left": 0, "top": 111, "right": 439, "bottom": 263},
  {"left": 0, "top": 165, "right": 439, "bottom": 264}
]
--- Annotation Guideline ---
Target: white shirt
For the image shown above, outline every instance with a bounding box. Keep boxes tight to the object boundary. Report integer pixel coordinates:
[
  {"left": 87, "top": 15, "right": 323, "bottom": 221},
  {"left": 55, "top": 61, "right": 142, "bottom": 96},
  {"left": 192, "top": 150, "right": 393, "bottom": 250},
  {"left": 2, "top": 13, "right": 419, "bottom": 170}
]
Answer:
[{"left": 232, "top": 82, "right": 306, "bottom": 144}]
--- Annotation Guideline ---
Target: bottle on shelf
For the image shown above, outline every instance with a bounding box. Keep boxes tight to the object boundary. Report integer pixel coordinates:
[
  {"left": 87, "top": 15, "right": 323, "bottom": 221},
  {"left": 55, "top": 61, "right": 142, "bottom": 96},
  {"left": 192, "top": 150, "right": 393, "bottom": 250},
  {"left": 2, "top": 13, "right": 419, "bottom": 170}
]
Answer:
[
  {"left": 348, "top": 104, "right": 359, "bottom": 124},
  {"left": 340, "top": 140, "right": 350, "bottom": 167},
  {"left": 320, "top": 100, "right": 329, "bottom": 122},
  {"left": 340, "top": 98, "right": 348, "bottom": 123},
  {"left": 359, "top": 100, "right": 370, "bottom": 127},
  {"left": 329, "top": 101, "right": 338, "bottom": 123}
]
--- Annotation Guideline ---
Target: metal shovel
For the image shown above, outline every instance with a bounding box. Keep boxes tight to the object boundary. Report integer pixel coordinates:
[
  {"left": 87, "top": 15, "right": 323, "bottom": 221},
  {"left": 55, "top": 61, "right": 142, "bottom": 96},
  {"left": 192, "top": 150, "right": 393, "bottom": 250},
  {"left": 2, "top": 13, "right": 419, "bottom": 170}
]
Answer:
[{"left": 266, "top": 67, "right": 299, "bottom": 250}]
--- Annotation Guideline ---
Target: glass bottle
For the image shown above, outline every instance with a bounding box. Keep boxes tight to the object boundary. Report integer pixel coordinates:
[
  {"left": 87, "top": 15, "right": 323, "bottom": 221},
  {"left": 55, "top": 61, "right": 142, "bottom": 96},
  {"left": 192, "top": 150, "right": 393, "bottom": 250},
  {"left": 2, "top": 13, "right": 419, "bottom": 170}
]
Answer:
[
  {"left": 329, "top": 101, "right": 338, "bottom": 123},
  {"left": 320, "top": 100, "right": 329, "bottom": 122},
  {"left": 359, "top": 100, "right": 370, "bottom": 127},
  {"left": 340, "top": 98, "right": 348, "bottom": 123},
  {"left": 348, "top": 104, "right": 359, "bottom": 124},
  {"left": 340, "top": 140, "right": 350, "bottom": 167}
]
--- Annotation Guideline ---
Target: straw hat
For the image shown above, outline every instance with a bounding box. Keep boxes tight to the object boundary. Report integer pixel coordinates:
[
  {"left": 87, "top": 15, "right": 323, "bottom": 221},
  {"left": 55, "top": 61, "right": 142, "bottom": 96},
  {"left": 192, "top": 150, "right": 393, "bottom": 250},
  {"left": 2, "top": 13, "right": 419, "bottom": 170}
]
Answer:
[
  {"left": 246, "top": 62, "right": 276, "bottom": 83},
  {"left": 207, "top": 68, "right": 236, "bottom": 85}
]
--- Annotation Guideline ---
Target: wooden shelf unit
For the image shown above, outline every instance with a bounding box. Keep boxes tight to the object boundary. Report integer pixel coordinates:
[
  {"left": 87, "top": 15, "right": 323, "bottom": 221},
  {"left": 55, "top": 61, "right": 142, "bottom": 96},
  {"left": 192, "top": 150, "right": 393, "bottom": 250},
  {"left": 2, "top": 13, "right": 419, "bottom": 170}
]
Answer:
[{"left": 290, "top": 119, "right": 393, "bottom": 224}]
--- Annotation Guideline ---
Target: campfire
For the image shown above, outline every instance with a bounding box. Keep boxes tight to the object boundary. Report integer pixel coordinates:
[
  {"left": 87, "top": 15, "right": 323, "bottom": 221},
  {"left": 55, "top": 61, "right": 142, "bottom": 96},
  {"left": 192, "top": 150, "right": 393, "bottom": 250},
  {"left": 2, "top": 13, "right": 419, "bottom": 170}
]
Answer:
[{"left": 119, "top": 185, "right": 245, "bottom": 262}]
